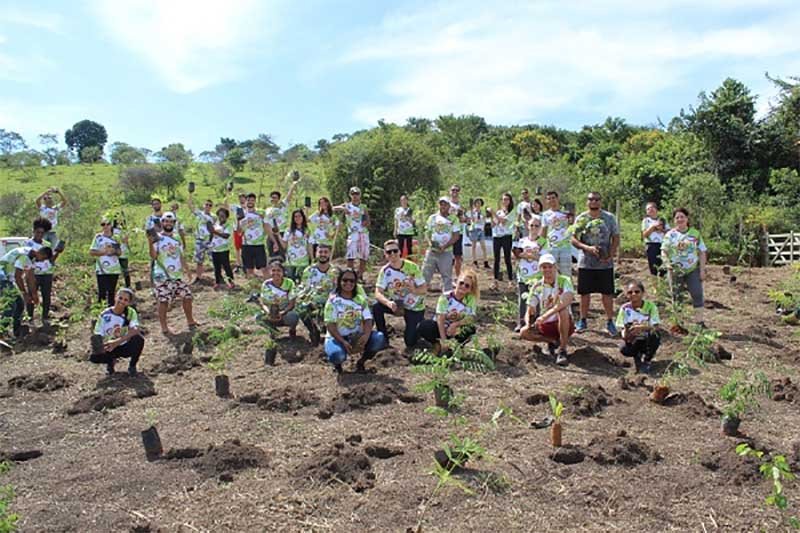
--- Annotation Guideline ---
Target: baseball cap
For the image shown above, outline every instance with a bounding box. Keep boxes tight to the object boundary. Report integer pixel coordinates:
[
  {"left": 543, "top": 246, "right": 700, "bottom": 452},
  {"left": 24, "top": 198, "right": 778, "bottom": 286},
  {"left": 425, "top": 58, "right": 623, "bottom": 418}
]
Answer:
[
  {"left": 538, "top": 253, "right": 556, "bottom": 267},
  {"left": 438, "top": 197, "right": 451, "bottom": 204},
  {"left": 349, "top": 186, "right": 361, "bottom": 195},
  {"left": 161, "top": 211, "right": 176, "bottom": 221}
]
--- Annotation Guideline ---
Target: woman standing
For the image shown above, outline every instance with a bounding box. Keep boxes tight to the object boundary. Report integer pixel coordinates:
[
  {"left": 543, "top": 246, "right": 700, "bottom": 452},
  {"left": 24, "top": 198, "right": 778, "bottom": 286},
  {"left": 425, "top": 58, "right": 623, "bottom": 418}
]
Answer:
[
  {"left": 661, "top": 208, "right": 707, "bottom": 325},
  {"left": 512, "top": 216, "right": 546, "bottom": 332},
  {"left": 394, "top": 194, "right": 415, "bottom": 257},
  {"left": 641, "top": 202, "right": 668, "bottom": 276},
  {"left": 25, "top": 217, "right": 62, "bottom": 323},
  {"left": 90, "top": 288, "right": 144, "bottom": 376},
  {"left": 281, "top": 209, "right": 312, "bottom": 281},
  {"left": 89, "top": 216, "right": 122, "bottom": 306},
  {"left": 309, "top": 197, "right": 340, "bottom": 259},
  {"left": 324, "top": 269, "right": 386, "bottom": 374},
  {"left": 469, "top": 198, "right": 489, "bottom": 269},
  {"left": 489, "top": 192, "right": 515, "bottom": 290},
  {"left": 418, "top": 270, "right": 479, "bottom": 351},
  {"left": 210, "top": 207, "right": 236, "bottom": 289}
]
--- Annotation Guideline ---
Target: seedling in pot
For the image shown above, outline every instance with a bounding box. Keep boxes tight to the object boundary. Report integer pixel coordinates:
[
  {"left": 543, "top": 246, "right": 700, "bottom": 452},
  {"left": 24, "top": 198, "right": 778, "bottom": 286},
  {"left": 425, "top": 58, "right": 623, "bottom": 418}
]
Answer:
[
  {"left": 141, "top": 409, "right": 162, "bottom": 462},
  {"left": 549, "top": 395, "right": 564, "bottom": 447},
  {"left": 718, "top": 370, "right": 770, "bottom": 436}
]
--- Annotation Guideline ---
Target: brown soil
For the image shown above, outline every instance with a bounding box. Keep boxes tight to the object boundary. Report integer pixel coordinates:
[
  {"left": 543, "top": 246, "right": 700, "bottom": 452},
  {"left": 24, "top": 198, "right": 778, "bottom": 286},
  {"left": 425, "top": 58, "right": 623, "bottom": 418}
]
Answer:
[
  {"left": 771, "top": 377, "right": 799, "bottom": 402},
  {"left": 7, "top": 372, "right": 69, "bottom": 392},
  {"left": 3, "top": 259, "right": 800, "bottom": 532}
]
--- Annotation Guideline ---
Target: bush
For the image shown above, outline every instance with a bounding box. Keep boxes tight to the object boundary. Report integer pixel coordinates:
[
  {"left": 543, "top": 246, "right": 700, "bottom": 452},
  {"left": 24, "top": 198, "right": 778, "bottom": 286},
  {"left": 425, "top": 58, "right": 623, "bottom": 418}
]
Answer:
[
  {"left": 0, "top": 192, "right": 37, "bottom": 235},
  {"left": 119, "top": 165, "right": 162, "bottom": 202}
]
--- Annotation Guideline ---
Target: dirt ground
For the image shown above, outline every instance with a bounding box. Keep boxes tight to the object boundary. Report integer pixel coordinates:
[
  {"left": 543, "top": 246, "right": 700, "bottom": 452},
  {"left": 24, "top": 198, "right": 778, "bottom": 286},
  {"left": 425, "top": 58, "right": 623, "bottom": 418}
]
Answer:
[{"left": 2, "top": 258, "right": 799, "bottom": 532}]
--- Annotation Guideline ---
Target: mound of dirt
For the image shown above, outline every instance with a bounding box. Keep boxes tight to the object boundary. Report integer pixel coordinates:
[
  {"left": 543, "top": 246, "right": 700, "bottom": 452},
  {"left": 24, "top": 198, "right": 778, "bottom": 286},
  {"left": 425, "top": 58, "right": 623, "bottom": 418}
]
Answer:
[
  {"left": 7, "top": 372, "right": 69, "bottom": 392},
  {"left": 771, "top": 377, "right": 799, "bottom": 403},
  {"left": 95, "top": 374, "right": 156, "bottom": 399},
  {"left": 617, "top": 376, "right": 651, "bottom": 391},
  {"left": 699, "top": 444, "right": 762, "bottom": 485},
  {"left": 317, "top": 382, "right": 420, "bottom": 419},
  {"left": 661, "top": 392, "right": 721, "bottom": 418},
  {"left": 585, "top": 431, "right": 662, "bottom": 466},
  {"left": 297, "top": 442, "right": 375, "bottom": 492},
  {"left": 551, "top": 445, "right": 585, "bottom": 465},
  {"left": 526, "top": 393, "right": 550, "bottom": 406},
  {"left": 0, "top": 449, "right": 43, "bottom": 462},
  {"left": 566, "top": 385, "right": 616, "bottom": 418},
  {"left": 193, "top": 439, "right": 268, "bottom": 478},
  {"left": 364, "top": 445, "right": 404, "bottom": 459},
  {"left": 238, "top": 388, "right": 320, "bottom": 412},
  {"left": 162, "top": 447, "right": 204, "bottom": 460},
  {"left": 13, "top": 330, "right": 54, "bottom": 352},
  {"left": 148, "top": 353, "right": 201, "bottom": 375},
  {"left": 373, "top": 348, "right": 409, "bottom": 368},
  {"left": 67, "top": 390, "right": 128, "bottom": 415}
]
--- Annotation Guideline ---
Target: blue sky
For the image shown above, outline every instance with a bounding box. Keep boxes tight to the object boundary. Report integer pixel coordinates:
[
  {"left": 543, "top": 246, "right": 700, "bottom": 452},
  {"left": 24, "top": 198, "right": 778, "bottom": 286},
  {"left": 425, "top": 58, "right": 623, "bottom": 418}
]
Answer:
[{"left": 2, "top": 0, "right": 799, "bottom": 154}]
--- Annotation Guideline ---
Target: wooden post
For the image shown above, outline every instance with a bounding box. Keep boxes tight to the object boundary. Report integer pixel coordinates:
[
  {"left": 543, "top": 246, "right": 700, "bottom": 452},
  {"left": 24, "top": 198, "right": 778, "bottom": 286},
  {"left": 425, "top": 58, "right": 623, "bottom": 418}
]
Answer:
[
  {"left": 615, "top": 199, "right": 621, "bottom": 262},
  {"left": 792, "top": 230, "right": 795, "bottom": 265},
  {"left": 761, "top": 228, "right": 769, "bottom": 267}
]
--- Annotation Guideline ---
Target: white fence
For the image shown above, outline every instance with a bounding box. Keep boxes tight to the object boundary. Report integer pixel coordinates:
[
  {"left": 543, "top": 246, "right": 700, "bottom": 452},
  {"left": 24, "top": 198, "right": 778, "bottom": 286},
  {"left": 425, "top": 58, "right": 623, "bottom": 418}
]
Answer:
[{"left": 766, "top": 232, "right": 800, "bottom": 266}]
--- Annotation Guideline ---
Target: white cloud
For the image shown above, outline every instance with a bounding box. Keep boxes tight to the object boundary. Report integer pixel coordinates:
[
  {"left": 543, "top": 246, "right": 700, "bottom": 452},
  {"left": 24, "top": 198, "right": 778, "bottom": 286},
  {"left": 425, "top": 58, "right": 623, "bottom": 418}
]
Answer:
[
  {"left": 0, "top": 6, "right": 63, "bottom": 32},
  {"left": 344, "top": 1, "right": 800, "bottom": 125},
  {"left": 89, "top": 0, "right": 273, "bottom": 93}
]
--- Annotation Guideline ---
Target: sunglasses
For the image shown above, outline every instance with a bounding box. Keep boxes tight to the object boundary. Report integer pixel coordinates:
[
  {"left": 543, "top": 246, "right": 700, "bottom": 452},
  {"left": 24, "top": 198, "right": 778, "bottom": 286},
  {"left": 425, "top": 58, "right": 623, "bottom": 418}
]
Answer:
[
  {"left": 458, "top": 281, "right": 471, "bottom": 289},
  {"left": 626, "top": 289, "right": 642, "bottom": 294},
  {"left": 385, "top": 249, "right": 400, "bottom": 255},
  {"left": 530, "top": 224, "right": 541, "bottom": 228},
  {"left": 342, "top": 278, "right": 357, "bottom": 284},
  {"left": 588, "top": 197, "right": 601, "bottom": 202},
  {"left": 100, "top": 222, "right": 109, "bottom": 226}
]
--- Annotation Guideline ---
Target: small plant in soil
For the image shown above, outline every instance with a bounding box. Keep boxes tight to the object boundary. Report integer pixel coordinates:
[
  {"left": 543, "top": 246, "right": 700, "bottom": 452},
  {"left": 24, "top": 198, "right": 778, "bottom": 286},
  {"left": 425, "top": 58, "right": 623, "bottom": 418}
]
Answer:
[
  {"left": 0, "top": 460, "right": 19, "bottom": 533},
  {"left": 208, "top": 337, "right": 241, "bottom": 398},
  {"left": 141, "top": 410, "right": 163, "bottom": 462},
  {"left": 549, "top": 394, "right": 564, "bottom": 447},
  {"left": 413, "top": 344, "right": 495, "bottom": 413},
  {"left": 655, "top": 275, "right": 690, "bottom": 335},
  {"left": 680, "top": 325, "right": 721, "bottom": 363},
  {"left": 736, "top": 444, "right": 800, "bottom": 529},
  {"left": 719, "top": 371, "right": 770, "bottom": 436}
]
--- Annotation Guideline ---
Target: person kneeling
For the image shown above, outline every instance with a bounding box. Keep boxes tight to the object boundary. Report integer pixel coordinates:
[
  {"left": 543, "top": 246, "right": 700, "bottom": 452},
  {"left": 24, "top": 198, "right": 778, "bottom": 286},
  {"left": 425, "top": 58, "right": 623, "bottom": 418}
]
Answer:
[
  {"left": 258, "top": 260, "right": 300, "bottom": 336},
  {"left": 417, "top": 270, "right": 479, "bottom": 354},
  {"left": 324, "top": 269, "right": 385, "bottom": 374},
  {"left": 520, "top": 254, "right": 574, "bottom": 366},
  {"left": 616, "top": 280, "right": 661, "bottom": 374},
  {"left": 90, "top": 288, "right": 144, "bottom": 376}
]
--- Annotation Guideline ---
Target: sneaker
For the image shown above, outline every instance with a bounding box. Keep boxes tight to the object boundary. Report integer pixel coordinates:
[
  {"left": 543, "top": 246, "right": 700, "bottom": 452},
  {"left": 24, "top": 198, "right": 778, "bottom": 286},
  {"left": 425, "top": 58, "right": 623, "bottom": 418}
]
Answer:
[
  {"left": 333, "top": 363, "right": 343, "bottom": 374},
  {"left": 575, "top": 318, "right": 588, "bottom": 333},
  {"left": 513, "top": 324, "right": 522, "bottom": 333},
  {"left": 606, "top": 320, "right": 618, "bottom": 337},
  {"left": 556, "top": 349, "right": 568, "bottom": 366},
  {"left": 547, "top": 343, "right": 557, "bottom": 357},
  {"left": 127, "top": 365, "right": 138, "bottom": 377}
]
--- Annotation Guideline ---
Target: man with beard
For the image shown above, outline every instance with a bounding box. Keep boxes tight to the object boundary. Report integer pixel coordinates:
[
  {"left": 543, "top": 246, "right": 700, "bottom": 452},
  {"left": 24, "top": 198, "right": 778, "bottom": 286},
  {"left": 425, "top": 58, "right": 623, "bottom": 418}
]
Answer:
[
  {"left": 148, "top": 212, "right": 198, "bottom": 335},
  {"left": 238, "top": 192, "right": 270, "bottom": 278},
  {"left": 296, "top": 244, "right": 338, "bottom": 346}
]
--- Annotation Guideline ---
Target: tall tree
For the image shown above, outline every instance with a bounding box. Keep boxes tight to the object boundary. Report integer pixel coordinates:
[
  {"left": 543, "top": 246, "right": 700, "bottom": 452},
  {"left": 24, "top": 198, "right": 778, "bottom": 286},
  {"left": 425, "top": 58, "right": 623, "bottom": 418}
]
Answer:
[
  {"left": 38, "top": 133, "right": 59, "bottom": 165},
  {"left": 0, "top": 129, "right": 27, "bottom": 162},
  {"left": 157, "top": 143, "right": 193, "bottom": 167},
  {"left": 65, "top": 120, "right": 108, "bottom": 160},
  {"left": 110, "top": 142, "right": 147, "bottom": 165},
  {"left": 435, "top": 114, "right": 488, "bottom": 157}
]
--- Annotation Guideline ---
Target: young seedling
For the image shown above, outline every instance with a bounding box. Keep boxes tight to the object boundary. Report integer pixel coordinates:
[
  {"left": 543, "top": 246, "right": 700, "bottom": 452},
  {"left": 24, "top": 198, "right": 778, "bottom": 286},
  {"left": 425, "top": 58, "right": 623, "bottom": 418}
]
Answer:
[
  {"left": 719, "top": 371, "right": 771, "bottom": 436},
  {"left": 0, "top": 460, "right": 18, "bottom": 533},
  {"left": 549, "top": 394, "right": 564, "bottom": 447},
  {"left": 736, "top": 444, "right": 800, "bottom": 529},
  {"left": 413, "top": 343, "right": 495, "bottom": 413}
]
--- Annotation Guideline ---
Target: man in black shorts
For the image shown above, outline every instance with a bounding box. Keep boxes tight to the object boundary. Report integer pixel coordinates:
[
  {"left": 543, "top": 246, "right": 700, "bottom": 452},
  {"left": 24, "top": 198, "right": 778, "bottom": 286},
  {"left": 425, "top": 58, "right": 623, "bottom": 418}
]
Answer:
[
  {"left": 448, "top": 184, "right": 466, "bottom": 277},
  {"left": 238, "top": 193, "right": 269, "bottom": 278},
  {"left": 571, "top": 192, "right": 620, "bottom": 336}
]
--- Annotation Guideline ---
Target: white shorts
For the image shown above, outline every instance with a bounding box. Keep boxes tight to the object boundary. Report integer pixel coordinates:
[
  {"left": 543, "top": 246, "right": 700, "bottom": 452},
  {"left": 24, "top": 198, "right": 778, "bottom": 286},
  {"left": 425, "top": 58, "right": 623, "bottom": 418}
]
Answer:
[{"left": 346, "top": 232, "right": 370, "bottom": 260}]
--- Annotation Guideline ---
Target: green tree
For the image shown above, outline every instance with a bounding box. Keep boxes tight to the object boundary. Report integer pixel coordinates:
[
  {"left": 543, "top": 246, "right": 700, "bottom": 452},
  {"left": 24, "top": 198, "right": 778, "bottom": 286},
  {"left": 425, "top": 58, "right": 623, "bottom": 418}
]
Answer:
[
  {"left": 325, "top": 125, "right": 442, "bottom": 239},
  {"left": 435, "top": 114, "right": 488, "bottom": 157},
  {"left": 38, "top": 133, "right": 59, "bottom": 165},
  {"left": 225, "top": 146, "right": 247, "bottom": 172},
  {"left": 0, "top": 129, "right": 27, "bottom": 165},
  {"left": 110, "top": 142, "right": 147, "bottom": 165},
  {"left": 158, "top": 143, "right": 193, "bottom": 167},
  {"left": 158, "top": 162, "right": 185, "bottom": 198},
  {"left": 670, "top": 172, "right": 727, "bottom": 235},
  {"left": 511, "top": 130, "right": 559, "bottom": 160},
  {"left": 80, "top": 145, "right": 103, "bottom": 164},
  {"left": 65, "top": 119, "right": 107, "bottom": 159}
]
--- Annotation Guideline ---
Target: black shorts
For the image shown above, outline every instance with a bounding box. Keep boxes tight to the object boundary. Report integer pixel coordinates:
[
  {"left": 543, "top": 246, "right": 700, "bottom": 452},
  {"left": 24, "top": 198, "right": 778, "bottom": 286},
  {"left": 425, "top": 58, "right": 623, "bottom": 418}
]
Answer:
[
  {"left": 242, "top": 245, "right": 267, "bottom": 270},
  {"left": 577, "top": 268, "right": 615, "bottom": 295},
  {"left": 453, "top": 234, "right": 463, "bottom": 257}
]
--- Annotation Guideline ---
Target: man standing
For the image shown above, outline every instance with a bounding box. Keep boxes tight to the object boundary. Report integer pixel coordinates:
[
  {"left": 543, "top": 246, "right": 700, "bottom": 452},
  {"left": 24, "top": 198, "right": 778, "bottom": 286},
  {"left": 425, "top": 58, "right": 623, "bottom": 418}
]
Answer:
[
  {"left": 238, "top": 193, "right": 270, "bottom": 278},
  {"left": 35, "top": 187, "right": 68, "bottom": 244},
  {"left": 373, "top": 239, "right": 427, "bottom": 349},
  {"left": 571, "top": 192, "right": 620, "bottom": 336},
  {"left": 148, "top": 212, "right": 198, "bottom": 335},
  {"left": 333, "top": 187, "right": 370, "bottom": 280},
  {"left": 296, "top": 244, "right": 338, "bottom": 345},
  {"left": 423, "top": 198, "right": 461, "bottom": 292},
  {"left": 541, "top": 191, "right": 573, "bottom": 279},
  {"left": 265, "top": 178, "right": 299, "bottom": 259},
  {"left": 0, "top": 245, "right": 53, "bottom": 338},
  {"left": 448, "top": 185, "right": 467, "bottom": 277},
  {"left": 145, "top": 197, "right": 163, "bottom": 234},
  {"left": 187, "top": 192, "right": 215, "bottom": 284},
  {"left": 516, "top": 188, "right": 532, "bottom": 238}
]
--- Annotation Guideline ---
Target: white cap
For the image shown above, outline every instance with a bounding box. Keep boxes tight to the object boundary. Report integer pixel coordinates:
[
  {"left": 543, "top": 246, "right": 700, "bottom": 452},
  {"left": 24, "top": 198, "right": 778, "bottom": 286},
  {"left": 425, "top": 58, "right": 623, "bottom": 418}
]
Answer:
[
  {"left": 161, "top": 211, "right": 176, "bottom": 221},
  {"left": 438, "top": 197, "right": 451, "bottom": 204},
  {"left": 538, "top": 253, "right": 556, "bottom": 266}
]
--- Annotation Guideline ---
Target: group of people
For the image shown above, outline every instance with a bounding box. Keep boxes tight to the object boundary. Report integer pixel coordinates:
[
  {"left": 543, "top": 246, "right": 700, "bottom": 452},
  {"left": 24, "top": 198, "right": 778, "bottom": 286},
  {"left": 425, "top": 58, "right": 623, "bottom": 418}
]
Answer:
[{"left": 1, "top": 182, "right": 710, "bottom": 378}]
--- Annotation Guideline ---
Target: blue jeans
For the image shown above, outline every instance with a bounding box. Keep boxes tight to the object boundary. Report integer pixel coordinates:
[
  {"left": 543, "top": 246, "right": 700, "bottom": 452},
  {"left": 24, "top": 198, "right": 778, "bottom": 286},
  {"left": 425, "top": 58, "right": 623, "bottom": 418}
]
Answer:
[{"left": 324, "top": 331, "right": 386, "bottom": 365}]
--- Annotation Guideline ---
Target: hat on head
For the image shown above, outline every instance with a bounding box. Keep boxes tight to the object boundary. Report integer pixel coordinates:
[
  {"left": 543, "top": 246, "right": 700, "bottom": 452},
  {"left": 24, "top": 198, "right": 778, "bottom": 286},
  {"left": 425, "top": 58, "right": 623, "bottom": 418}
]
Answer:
[
  {"left": 538, "top": 253, "right": 556, "bottom": 267},
  {"left": 438, "top": 197, "right": 451, "bottom": 204},
  {"left": 349, "top": 186, "right": 361, "bottom": 195},
  {"left": 161, "top": 211, "right": 176, "bottom": 221}
]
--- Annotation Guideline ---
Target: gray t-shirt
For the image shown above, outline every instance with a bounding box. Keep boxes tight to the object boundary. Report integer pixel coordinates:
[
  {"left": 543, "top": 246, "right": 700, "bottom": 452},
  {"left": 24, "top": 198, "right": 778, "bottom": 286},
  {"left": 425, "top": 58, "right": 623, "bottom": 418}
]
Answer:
[{"left": 573, "top": 210, "right": 619, "bottom": 270}]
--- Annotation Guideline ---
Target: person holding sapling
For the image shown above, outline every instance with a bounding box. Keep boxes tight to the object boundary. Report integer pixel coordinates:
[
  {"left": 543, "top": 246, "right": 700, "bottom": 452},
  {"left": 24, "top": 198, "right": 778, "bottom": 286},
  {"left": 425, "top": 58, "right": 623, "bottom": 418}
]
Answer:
[
  {"left": 25, "top": 217, "right": 64, "bottom": 324},
  {"left": 541, "top": 190, "right": 573, "bottom": 280},
  {"left": 324, "top": 268, "right": 385, "bottom": 374},
  {"left": 661, "top": 207, "right": 708, "bottom": 326},
  {"left": 238, "top": 192, "right": 270, "bottom": 278},
  {"left": 187, "top": 191, "right": 216, "bottom": 284},
  {"left": 417, "top": 270, "right": 479, "bottom": 352},
  {"left": 209, "top": 206, "right": 235, "bottom": 289},
  {"left": 258, "top": 260, "right": 300, "bottom": 337},
  {"left": 422, "top": 197, "right": 461, "bottom": 293},
  {"left": 296, "top": 244, "right": 339, "bottom": 345},
  {"left": 616, "top": 280, "right": 661, "bottom": 374},
  {"left": 571, "top": 192, "right": 620, "bottom": 336},
  {"left": 0, "top": 245, "right": 53, "bottom": 338},
  {"left": 309, "top": 197, "right": 340, "bottom": 259},
  {"left": 468, "top": 198, "right": 490, "bottom": 270},
  {"left": 90, "top": 288, "right": 144, "bottom": 376},
  {"left": 90, "top": 215, "right": 123, "bottom": 306},
  {"left": 265, "top": 176, "right": 299, "bottom": 259},
  {"left": 373, "top": 239, "right": 428, "bottom": 349},
  {"left": 520, "top": 254, "right": 575, "bottom": 366},
  {"left": 279, "top": 209, "right": 312, "bottom": 281},
  {"left": 641, "top": 202, "right": 669, "bottom": 277},
  {"left": 35, "top": 186, "right": 68, "bottom": 244},
  {"left": 490, "top": 192, "right": 515, "bottom": 291},
  {"left": 394, "top": 194, "right": 415, "bottom": 257},
  {"left": 148, "top": 212, "right": 198, "bottom": 335},
  {"left": 333, "top": 186, "right": 371, "bottom": 281},
  {"left": 512, "top": 216, "right": 546, "bottom": 333}
]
